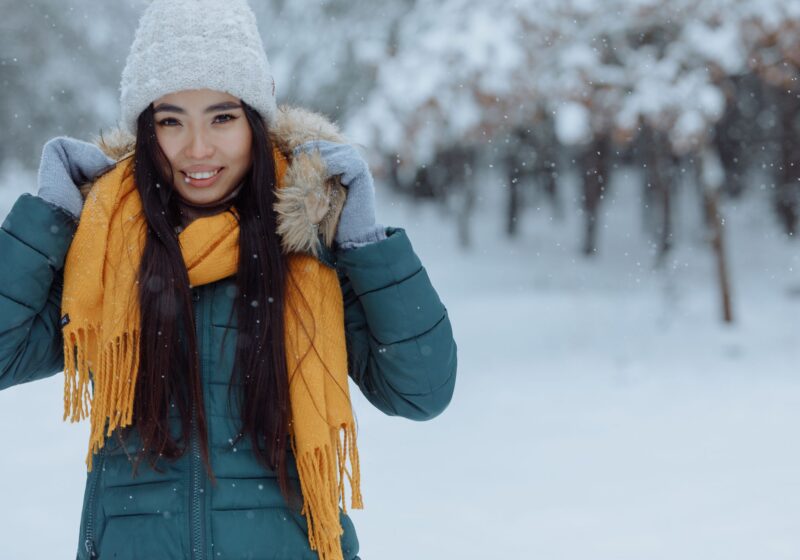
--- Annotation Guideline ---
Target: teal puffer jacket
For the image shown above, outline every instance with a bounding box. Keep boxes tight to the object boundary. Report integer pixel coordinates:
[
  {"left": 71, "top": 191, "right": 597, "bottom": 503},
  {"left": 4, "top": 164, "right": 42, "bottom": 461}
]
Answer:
[{"left": 0, "top": 193, "right": 457, "bottom": 560}]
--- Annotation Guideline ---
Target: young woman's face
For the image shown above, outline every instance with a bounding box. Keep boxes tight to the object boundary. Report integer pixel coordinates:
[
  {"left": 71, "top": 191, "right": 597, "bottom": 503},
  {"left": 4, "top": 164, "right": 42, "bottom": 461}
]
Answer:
[{"left": 153, "top": 88, "right": 253, "bottom": 206}]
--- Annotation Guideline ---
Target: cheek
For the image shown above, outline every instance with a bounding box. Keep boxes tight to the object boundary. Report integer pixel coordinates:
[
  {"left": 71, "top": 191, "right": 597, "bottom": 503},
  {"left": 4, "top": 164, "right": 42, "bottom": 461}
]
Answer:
[
  {"left": 154, "top": 136, "right": 180, "bottom": 173},
  {"left": 230, "top": 123, "right": 253, "bottom": 165}
]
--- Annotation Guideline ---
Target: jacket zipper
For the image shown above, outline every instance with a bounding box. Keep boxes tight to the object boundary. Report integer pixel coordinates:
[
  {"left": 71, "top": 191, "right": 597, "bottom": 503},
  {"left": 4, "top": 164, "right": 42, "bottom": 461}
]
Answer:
[
  {"left": 190, "top": 402, "right": 203, "bottom": 560},
  {"left": 83, "top": 444, "right": 106, "bottom": 558},
  {"left": 190, "top": 287, "right": 205, "bottom": 560}
]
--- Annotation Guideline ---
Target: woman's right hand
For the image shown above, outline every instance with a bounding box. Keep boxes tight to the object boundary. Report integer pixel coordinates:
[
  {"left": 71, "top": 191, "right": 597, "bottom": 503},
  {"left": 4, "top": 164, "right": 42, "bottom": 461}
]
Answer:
[{"left": 36, "top": 136, "right": 116, "bottom": 220}]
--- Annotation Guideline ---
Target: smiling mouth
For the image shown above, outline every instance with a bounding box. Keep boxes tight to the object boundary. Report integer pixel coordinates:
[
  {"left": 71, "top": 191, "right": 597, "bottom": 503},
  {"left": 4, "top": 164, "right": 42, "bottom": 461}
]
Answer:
[
  {"left": 181, "top": 168, "right": 225, "bottom": 188},
  {"left": 182, "top": 168, "right": 223, "bottom": 180}
]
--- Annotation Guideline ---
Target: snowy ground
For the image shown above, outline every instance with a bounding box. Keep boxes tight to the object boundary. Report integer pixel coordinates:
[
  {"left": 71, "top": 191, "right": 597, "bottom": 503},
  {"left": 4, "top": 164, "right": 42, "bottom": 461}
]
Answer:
[{"left": 1, "top": 163, "right": 799, "bottom": 559}]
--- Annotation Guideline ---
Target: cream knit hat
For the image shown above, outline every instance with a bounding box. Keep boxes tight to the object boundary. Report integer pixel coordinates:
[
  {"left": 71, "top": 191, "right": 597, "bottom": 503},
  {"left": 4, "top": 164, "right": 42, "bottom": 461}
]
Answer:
[{"left": 119, "top": 0, "right": 277, "bottom": 135}]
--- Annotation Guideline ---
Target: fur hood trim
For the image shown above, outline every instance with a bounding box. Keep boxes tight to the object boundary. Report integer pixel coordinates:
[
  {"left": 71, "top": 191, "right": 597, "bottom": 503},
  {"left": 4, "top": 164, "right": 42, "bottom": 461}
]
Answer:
[{"left": 86, "top": 104, "right": 348, "bottom": 258}]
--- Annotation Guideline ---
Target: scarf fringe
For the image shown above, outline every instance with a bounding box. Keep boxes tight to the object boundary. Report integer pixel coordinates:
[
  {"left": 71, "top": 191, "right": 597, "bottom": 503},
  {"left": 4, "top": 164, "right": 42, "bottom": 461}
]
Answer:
[
  {"left": 293, "top": 423, "right": 364, "bottom": 560},
  {"left": 62, "top": 323, "right": 141, "bottom": 472}
]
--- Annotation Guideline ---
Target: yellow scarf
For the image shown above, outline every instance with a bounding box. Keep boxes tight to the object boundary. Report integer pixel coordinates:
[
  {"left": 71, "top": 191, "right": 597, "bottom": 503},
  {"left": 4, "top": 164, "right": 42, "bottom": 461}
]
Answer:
[{"left": 61, "top": 147, "right": 362, "bottom": 560}]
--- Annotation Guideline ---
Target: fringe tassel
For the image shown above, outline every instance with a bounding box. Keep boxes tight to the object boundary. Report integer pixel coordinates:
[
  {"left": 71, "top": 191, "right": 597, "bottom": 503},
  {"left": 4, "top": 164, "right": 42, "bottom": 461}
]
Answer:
[
  {"left": 336, "top": 423, "right": 363, "bottom": 513},
  {"left": 62, "top": 324, "right": 141, "bottom": 472},
  {"left": 293, "top": 424, "right": 363, "bottom": 560},
  {"left": 296, "top": 443, "right": 344, "bottom": 560}
]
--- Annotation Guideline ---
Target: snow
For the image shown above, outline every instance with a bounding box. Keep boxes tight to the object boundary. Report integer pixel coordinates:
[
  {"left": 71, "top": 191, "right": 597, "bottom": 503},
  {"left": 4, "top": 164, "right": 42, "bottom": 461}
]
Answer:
[
  {"left": 1, "top": 162, "right": 799, "bottom": 559},
  {"left": 344, "top": 0, "right": 800, "bottom": 171},
  {"left": 683, "top": 20, "right": 746, "bottom": 75},
  {"left": 345, "top": 164, "right": 800, "bottom": 559},
  {"left": 555, "top": 102, "right": 593, "bottom": 145}
]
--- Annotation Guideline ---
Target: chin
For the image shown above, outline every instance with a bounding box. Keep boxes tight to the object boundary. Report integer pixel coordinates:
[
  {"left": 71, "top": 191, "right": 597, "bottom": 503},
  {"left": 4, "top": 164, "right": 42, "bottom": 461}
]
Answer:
[
  {"left": 173, "top": 178, "right": 233, "bottom": 206},
  {"left": 182, "top": 188, "right": 228, "bottom": 205}
]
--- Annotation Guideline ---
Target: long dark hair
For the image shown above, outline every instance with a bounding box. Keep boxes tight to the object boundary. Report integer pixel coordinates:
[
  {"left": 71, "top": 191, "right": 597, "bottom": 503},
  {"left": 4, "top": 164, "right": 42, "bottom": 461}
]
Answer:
[{"left": 118, "top": 99, "right": 297, "bottom": 507}]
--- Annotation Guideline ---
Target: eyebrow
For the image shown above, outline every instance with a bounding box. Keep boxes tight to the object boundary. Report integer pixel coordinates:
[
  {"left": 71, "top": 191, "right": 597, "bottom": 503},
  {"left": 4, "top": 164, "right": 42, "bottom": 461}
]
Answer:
[{"left": 153, "top": 101, "right": 243, "bottom": 114}]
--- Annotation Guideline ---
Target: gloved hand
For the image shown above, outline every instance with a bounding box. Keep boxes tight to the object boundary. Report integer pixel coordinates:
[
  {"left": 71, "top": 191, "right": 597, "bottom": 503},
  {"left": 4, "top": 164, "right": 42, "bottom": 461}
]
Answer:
[
  {"left": 36, "top": 136, "right": 116, "bottom": 220},
  {"left": 292, "top": 139, "right": 387, "bottom": 251}
]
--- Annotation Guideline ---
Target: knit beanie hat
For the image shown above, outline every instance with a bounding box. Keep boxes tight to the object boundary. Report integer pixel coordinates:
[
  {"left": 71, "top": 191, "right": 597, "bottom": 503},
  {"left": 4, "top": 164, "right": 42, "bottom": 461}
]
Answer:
[{"left": 119, "top": 0, "right": 277, "bottom": 135}]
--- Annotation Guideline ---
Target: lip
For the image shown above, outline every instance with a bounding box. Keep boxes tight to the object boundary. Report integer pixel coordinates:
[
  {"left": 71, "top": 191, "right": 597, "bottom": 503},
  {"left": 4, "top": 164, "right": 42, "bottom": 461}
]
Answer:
[{"left": 181, "top": 167, "right": 224, "bottom": 188}]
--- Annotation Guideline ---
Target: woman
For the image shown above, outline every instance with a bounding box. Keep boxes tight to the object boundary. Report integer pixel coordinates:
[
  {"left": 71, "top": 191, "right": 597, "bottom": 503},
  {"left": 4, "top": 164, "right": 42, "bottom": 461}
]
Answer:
[{"left": 0, "top": 1, "right": 457, "bottom": 559}]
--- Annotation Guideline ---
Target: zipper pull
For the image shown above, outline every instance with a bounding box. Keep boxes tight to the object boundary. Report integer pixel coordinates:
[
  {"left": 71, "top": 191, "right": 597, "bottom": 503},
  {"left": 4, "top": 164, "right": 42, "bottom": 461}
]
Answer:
[{"left": 84, "top": 537, "right": 97, "bottom": 557}]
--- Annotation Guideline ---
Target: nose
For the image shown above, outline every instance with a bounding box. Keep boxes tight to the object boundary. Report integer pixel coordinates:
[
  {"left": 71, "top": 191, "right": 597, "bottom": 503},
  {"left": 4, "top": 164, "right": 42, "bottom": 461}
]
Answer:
[{"left": 184, "top": 128, "right": 214, "bottom": 160}]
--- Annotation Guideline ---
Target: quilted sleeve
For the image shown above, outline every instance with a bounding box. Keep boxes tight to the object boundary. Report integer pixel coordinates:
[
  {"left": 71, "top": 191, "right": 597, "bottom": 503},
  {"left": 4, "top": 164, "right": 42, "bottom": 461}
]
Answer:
[
  {"left": 0, "top": 194, "right": 77, "bottom": 391},
  {"left": 335, "top": 227, "right": 457, "bottom": 421}
]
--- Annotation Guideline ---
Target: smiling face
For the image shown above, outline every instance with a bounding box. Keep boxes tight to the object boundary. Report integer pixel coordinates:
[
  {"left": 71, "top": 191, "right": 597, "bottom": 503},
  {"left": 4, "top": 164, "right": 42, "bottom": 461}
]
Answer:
[{"left": 153, "top": 89, "right": 253, "bottom": 206}]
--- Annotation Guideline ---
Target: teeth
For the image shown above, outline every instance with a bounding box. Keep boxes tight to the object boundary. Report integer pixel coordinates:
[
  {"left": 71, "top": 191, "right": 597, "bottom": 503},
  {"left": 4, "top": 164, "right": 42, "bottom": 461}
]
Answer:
[{"left": 186, "top": 169, "right": 220, "bottom": 180}]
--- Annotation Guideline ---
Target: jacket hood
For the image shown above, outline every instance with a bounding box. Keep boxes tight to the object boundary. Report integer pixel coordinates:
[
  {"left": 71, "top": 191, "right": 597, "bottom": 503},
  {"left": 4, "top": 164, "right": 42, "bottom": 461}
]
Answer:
[{"left": 84, "top": 104, "right": 348, "bottom": 258}]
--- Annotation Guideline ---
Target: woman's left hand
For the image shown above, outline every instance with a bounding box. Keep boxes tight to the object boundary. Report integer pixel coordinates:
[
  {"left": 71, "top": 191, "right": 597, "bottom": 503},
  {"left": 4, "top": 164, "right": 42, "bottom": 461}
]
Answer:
[{"left": 292, "top": 140, "right": 386, "bottom": 250}]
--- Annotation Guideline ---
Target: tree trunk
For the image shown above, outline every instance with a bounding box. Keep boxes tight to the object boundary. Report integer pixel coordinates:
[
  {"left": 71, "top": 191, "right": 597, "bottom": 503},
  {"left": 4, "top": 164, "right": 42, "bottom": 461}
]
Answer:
[
  {"left": 579, "top": 134, "right": 610, "bottom": 256},
  {"left": 506, "top": 169, "right": 520, "bottom": 237},
  {"left": 443, "top": 145, "right": 477, "bottom": 249},
  {"left": 503, "top": 127, "right": 537, "bottom": 237},
  {"left": 774, "top": 86, "right": 800, "bottom": 237},
  {"left": 457, "top": 181, "right": 475, "bottom": 249},
  {"left": 641, "top": 126, "right": 675, "bottom": 265},
  {"left": 713, "top": 75, "right": 753, "bottom": 198},
  {"left": 698, "top": 146, "right": 734, "bottom": 323},
  {"left": 536, "top": 116, "right": 562, "bottom": 219}
]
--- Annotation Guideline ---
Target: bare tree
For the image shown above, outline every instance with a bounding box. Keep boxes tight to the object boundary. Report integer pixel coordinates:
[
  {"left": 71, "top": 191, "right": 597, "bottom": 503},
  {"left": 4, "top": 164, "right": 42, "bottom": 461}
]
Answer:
[{"left": 697, "top": 145, "right": 734, "bottom": 323}]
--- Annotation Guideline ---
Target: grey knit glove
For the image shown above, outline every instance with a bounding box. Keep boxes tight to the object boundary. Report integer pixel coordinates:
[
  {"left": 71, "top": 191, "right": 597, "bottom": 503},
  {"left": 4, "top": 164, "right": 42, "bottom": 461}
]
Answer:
[
  {"left": 292, "top": 140, "right": 387, "bottom": 251},
  {"left": 36, "top": 136, "right": 116, "bottom": 220}
]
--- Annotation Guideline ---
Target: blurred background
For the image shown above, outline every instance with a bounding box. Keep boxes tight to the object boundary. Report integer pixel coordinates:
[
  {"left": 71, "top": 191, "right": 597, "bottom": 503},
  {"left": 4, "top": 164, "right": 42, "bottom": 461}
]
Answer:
[{"left": 1, "top": 0, "right": 799, "bottom": 558}]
